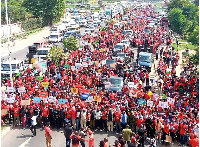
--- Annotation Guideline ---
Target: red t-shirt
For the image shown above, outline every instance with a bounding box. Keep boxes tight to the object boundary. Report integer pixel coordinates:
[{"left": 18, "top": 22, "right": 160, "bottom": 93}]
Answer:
[
  {"left": 14, "top": 107, "right": 20, "bottom": 116},
  {"left": 180, "top": 124, "right": 188, "bottom": 135},
  {"left": 114, "top": 112, "right": 121, "bottom": 122},
  {"left": 42, "top": 108, "right": 49, "bottom": 117}
]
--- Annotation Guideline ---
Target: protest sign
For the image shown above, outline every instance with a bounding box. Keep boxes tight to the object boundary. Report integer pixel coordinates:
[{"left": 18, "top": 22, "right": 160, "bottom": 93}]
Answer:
[
  {"left": 71, "top": 66, "right": 76, "bottom": 71},
  {"left": 7, "top": 87, "right": 15, "bottom": 93},
  {"left": 48, "top": 96, "right": 56, "bottom": 102},
  {"left": 102, "top": 60, "right": 106, "bottom": 65},
  {"left": 128, "top": 82, "right": 134, "bottom": 87},
  {"left": 1, "top": 86, "right": 6, "bottom": 91},
  {"left": 159, "top": 101, "right": 168, "bottom": 108},
  {"left": 18, "top": 87, "right": 26, "bottom": 93},
  {"left": 94, "top": 96, "right": 101, "bottom": 102},
  {"left": 129, "top": 90, "right": 137, "bottom": 97},
  {"left": 85, "top": 96, "right": 94, "bottom": 102},
  {"left": 34, "top": 97, "right": 41, "bottom": 103},
  {"left": 81, "top": 93, "right": 89, "bottom": 99},
  {"left": 137, "top": 99, "right": 146, "bottom": 105},
  {"left": 64, "top": 64, "right": 70, "bottom": 69},
  {"left": 82, "top": 63, "right": 88, "bottom": 67},
  {"left": 42, "top": 82, "right": 49, "bottom": 87},
  {"left": 71, "top": 88, "right": 78, "bottom": 94},
  {"left": 1, "top": 109, "right": 8, "bottom": 116},
  {"left": 36, "top": 76, "right": 43, "bottom": 81},
  {"left": 147, "top": 100, "right": 154, "bottom": 107},
  {"left": 7, "top": 97, "right": 15, "bottom": 103},
  {"left": 117, "top": 92, "right": 124, "bottom": 96},
  {"left": 75, "top": 63, "right": 81, "bottom": 69},
  {"left": 39, "top": 92, "right": 48, "bottom": 98},
  {"left": 58, "top": 99, "right": 67, "bottom": 104},
  {"left": 167, "top": 97, "right": 175, "bottom": 104},
  {"left": 21, "top": 100, "right": 30, "bottom": 105},
  {"left": 110, "top": 63, "right": 116, "bottom": 68}
]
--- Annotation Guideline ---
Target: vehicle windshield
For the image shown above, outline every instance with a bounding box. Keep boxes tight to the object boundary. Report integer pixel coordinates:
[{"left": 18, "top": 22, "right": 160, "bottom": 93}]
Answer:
[
  {"left": 1, "top": 64, "right": 17, "bottom": 71},
  {"left": 68, "top": 28, "right": 76, "bottom": 31},
  {"left": 109, "top": 78, "right": 122, "bottom": 85},
  {"left": 106, "top": 60, "right": 115, "bottom": 65},
  {"left": 121, "top": 40, "right": 128, "bottom": 44},
  {"left": 50, "top": 35, "right": 58, "bottom": 38},
  {"left": 118, "top": 54, "right": 125, "bottom": 58},
  {"left": 139, "top": 55, "right": 151, "bottom": 62},
  {"left": 115, "top": 44, "right": 123, "bottom": 49},
  {"left": 33, "top": 43, "right": 41, "bottom": 47},
  {"left": 37, "top": 50, "right": 48, "bottom": 55},
  {"left": 50, "top": 27, "right": 57, "bottom": 31}
]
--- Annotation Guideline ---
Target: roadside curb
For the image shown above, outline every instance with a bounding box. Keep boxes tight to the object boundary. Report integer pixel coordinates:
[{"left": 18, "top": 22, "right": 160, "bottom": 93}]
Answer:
[{"left": 1, "top": 126, "right": 11, "bottom": 138}]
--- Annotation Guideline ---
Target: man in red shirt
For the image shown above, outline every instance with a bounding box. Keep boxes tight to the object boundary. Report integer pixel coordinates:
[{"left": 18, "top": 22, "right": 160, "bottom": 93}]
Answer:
[
  {"left": 114, "top": 109, "right": 121, "bottom": 133},
  {"left": 170, "top": 120, "right": 178, "bottom": 145},
  {"left": 42, "top": 105, "right": 49, "bottom": 127},
  {"left": 101, "top": 109, "right": 107, "bottom": 131},
  {"left": 189, "top": 134, "right": 199, "bottom": 147},
  {"left": 44, "top": 122, "right": 52, "bottom": 147},
  {"left": 179, "top": 121, "right": 188, "bottom": 146},
  {"left": 13, "top": 106, "right": 20, "bottom": 127}
]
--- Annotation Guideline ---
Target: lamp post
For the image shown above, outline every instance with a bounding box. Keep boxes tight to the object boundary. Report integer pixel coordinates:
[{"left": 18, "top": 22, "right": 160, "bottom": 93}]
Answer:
[{"left": 5, "top": 0, "right": 13, "bottom": 87}]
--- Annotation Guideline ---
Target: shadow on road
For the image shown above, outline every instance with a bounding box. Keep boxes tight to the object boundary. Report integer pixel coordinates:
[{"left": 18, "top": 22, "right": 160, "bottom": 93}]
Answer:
[{"left": 16, "top": 134, "right": 32, "bottom": 138}]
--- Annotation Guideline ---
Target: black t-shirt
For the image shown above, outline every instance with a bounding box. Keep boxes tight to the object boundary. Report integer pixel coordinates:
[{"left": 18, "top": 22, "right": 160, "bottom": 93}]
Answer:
[{"left": 64, "top": 126, "right": 72, "bottom": 139}]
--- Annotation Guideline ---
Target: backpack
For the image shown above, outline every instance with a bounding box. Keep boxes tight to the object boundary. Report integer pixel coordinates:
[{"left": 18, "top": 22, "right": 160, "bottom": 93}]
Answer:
[
  {"left": 99, "top": 140, "right": 105, "bottom": 147},
  {"left": 72, "top": 135, "right": 79, "bottom": 145}
]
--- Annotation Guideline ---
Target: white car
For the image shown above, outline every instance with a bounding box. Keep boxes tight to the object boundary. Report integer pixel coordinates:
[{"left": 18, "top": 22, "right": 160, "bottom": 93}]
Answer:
[{"left": 48, "top": 33, "right": 63, "bottom": 43}]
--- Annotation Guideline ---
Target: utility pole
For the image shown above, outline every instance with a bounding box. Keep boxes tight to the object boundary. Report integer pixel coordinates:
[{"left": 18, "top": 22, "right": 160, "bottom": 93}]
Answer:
[{"left": 5, "top": 0, "right": 13, "bottom": 87}]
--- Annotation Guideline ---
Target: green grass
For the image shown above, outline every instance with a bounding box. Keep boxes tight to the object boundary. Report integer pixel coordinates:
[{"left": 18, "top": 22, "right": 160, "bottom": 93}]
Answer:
[
  {"left": 172, "top": 42, "right": 197, "bottom": 51},
  {"left": 1, "top": 126, "right": 5, "bottom": 131}
]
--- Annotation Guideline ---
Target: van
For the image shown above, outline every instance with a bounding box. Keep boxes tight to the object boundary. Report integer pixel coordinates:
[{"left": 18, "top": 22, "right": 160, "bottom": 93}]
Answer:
[
  {"left": 105, "top": 76, "right": 123, "bottom": 92},
  {"left": 48, "top": 33, "right": 63, "bottom": 43},
  {"left": 138, "top": 52, "right": 152, "bottom": 72},
  {"left": 33, "top": 45, "right": 52, "bottom": 62},
  {"left": 1, "top": 59, "right": 24, "bottom": 78}
]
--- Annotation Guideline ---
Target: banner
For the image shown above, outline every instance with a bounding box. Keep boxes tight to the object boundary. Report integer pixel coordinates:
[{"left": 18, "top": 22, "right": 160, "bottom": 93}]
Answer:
[
  {"left": 102, "top": 60, "right": 106, "bottom": 65},
  {"left": 34, "top": 97, "right": 41, "bottom": 103},
  {"left": 147, "top": 100, "right": 153, "bottom": 107},
  {"left": 48, "top": 96, "right": 56, "bottom": 102},
  {"left": 21, "top": 100, "right": 30, "bottom": 105},
  {"left": 36, "top": 76, "right": 43, "bottom": 81},
  {"left": 137, "top": 99, "right": 146, "bottom": 105},
  {"left": 94, "top": 96, "right": 101, "bottom": 102},
  {"left": 18, "top": 87, "right": 26, "bottom": 93},
  {"left": 159, "top": 101, "right": 168, "bottom": 108},
  {"left": 7, "top": 87, "right": 15, "bottom": 93},
  {"left": 1, "top": 86, "right": 6, "bottom": 91},
  {"left": 71, "top": 88, "right": 78, "bottom": 94},
  {"left": 85, "top": 96, "right": 94, "bottom": 102},
  {"left": 128, "top": 82, "right": 134, "bottom": 87},
  {"left": 82, "top": 63, "right": 88, "bottom": 67},
  {"left": 39, "top": 92, "right": 48, "bottom": 98},
  {"left": 58, "top": 99, "right": 67, "bottom": 104},
  {"left": 75, "top": 63, "right": 82, "bottom": 69},
  {"left": 42, "top": 82, "right": 49, "bottom": 87},
  {"left": 81, "top": 93, "right": 89, "bottom": 99}
]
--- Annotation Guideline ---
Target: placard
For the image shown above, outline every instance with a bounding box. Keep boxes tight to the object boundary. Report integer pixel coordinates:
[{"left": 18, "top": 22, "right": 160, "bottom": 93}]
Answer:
[
  {"left": 110, "top": 63, "right": 116, "bottom": 68},
  {"left": 58, "top": 99, "right": 67, "bottom": 104},
  {"left": 36, "top": 76, "right": 43, "bottom": 81},
  {"left": 42, "top": 82, "right": 49, "bottom": 87},
  {"left": 82, "top": 63, "right": 88, "bottom": 67},
  {"left": 96, "top": 73, "right": 101, "bottom": 77},
  {"left": 6, "top": 97, "right": 15, "bottom": 103},
  {"left": 85, "top": 96, "right": 94, "bottom": 102},
  {"left": 7, "top": 87, "right": 15, "bottom": 93},
  {"left": 34, "top": 97, "right": 41, "bottom": 103},
  {"left": 18, "top": 87, "right": 26, "bottom": 93},
  {"left": 75, "top": 63, "right": 82, "bottom": 69},
  {"left": 1, "top": 109, "right": 8, "bottom": 116},
  {"left": 165, "top": 136, "right": 172, "bottom": 143},
  {"left": 94, "top": 61, "right": 99, "bottom": 65},
  {"left": 64, "top": 64, "right": 70, "bottom": 69},
  {"left": 71, "top": 66, "right": 76, "bottom": 71},
  {"left": 71, "top": 88, "right": 78, "bottom": 94},
  {"left": 159, "top": 101, "right": 168, "bottom": 108},
  {"left": 93, "top": 96, "right": 101, "bottom": 102},
  {"left": 128, "top": 82, "right": 134, "bottom": 87},
  {"left": 1, "top": 86, "right": 6, "bottom": 91},
  {"left": 147, "top": 100, "right": 153, "bottom": 107},
  {"left": 167, "top": 97, "right": 175, "bottom": 104},
  {"left": 39, "top": 92, "right": 48, "bottom": 98},
  {"left": 137, "top": 99, "right": 146, "bottom": 105},
  {"left": 48, "top": 96, "right": 56, "bottom": 102},
  {"left": 21, "top": 100, "right": 30, "bottom": 105},
  {"left": 81, "top": 93, "right": 89, "bottom": 99},
  {"left": 102, "top": 60, "right": 106, "bottom": 65},
  {"left": 129, "top": 90, "right": 136, "bottom": 97}
]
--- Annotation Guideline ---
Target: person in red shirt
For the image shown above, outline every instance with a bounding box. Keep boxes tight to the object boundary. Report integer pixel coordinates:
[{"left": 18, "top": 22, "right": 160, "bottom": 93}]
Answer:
[
  {"left": 42, "top": 105, "right": 49, "bottom": 127},
  {"left": 88, "top": 130, "right": 94, "bottom": 147},
  {"left": 114, "top": 109, "right": 122, "bottom": 133},
  {"left": 189, "top": 134, "right": 199, "bottom": 147},
  {"left": 179, "top": 121, "right": 188, "bottom": 146},
  {"left": 101, "top": 109, "right": 107, "bottom": 131},
  {"left": 136, "top": 116, "right": 144, "bottom": 133},
  {"left": 13, "top": 106, "right": 20, "bottom": 127},
  {"left": 170, "top": 120, "right": 178, "bottom": 144},
  {"left": 44, "top": 122, "right": 52, "bottom": 147},
  {"left": 71, "top": 107, "right": 77, "bottom": 130}
]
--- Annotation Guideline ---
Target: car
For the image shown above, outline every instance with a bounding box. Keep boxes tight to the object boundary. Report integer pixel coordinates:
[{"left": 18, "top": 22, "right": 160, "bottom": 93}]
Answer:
[
  {"left": 83, "top": 29, "right": 91, "bottom": 35},
  {"left": 105, "top": 59, "right": 116, "bottom": 68},
  {"left": 48, "top": 33, "right": 63, "bottom": 43},
  {"left": 121, "top": 40, "right": 130, "bottom": 48},
  {"left": 86, "top": 22, "right": 93, "bottom": 28},
  {"left": 122, "top": 30, "right": 133, "bottom": 37},
  {"left": 63, "top": 30, "right": 79, "bottom": 39},
  {"left": 113, "top": 43, "right": 124, "bottom": 52},
  {"left": 138, "top": 52, "right": 152, "bottom": 72},
  {"left": 79, "top": 20, "right": 87, "bottom": 27},
  {"left": 105, "top": 76, "right": 124, "bottom": 92},
  {"left": 89, "top": 26, "right": 95, "bottom": 32}
]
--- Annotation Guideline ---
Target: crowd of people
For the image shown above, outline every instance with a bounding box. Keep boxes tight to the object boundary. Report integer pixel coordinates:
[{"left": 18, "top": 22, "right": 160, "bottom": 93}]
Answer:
[{"left": 1, "top": 4, "right": 199, "bottom": 147}]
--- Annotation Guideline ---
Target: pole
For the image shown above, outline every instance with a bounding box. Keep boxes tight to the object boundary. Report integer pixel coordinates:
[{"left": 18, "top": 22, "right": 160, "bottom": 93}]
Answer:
[{"left": 5, "top": 0, "right": 13, "bottom": 87}]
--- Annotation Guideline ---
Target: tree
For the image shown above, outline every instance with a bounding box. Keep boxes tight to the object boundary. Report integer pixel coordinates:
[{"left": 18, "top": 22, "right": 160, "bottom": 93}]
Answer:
[
  {"left": 168, "top": 8, "right": 186, "bottom": 35},
  {"left": 193, "top": 0, "right": 199, "bottom": 6},
  {"left": 181, "top": 3, "right": 198, "bottom": 20},
  {"left": 63, "top": 36, "right": 79, "bottom": 51},
  {"left": 47, "top": 45, "right": 69, "bottom": 67}
]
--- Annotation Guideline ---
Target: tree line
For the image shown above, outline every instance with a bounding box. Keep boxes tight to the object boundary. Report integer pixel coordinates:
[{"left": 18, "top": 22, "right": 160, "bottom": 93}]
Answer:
[{"left": 1, "top": 0, "right": 66, "bottom": 30}]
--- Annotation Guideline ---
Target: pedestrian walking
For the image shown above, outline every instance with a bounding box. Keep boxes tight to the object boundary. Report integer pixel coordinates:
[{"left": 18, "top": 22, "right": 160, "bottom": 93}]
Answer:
[
  {"left": 64, "top": 121, "right": 73, "bottom": 147},
  {"left": 70, "top": 131, "right": 82, "bottom": 147},
  {"left": 30, "top": 114, "right": 37, "bottom": 137},
  {"left": 44, "top": 122, "right": 52, "bottom": 147},
  {"left": 122, "top": 125, "right": 132, "bottom": 144},
  {"left": 88, "top": 130, "right": 94, "bottom": 147}
]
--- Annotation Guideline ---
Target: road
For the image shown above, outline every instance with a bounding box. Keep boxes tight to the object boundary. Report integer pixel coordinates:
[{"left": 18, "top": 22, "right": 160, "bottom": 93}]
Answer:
[{"left": 1, "top": 126, "right": 180, "bottom": 147}]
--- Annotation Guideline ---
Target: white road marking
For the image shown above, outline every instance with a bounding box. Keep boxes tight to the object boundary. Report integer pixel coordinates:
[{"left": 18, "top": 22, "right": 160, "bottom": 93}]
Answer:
[{"left": 18, "top": 137, "right": 31, "bottom": 147}]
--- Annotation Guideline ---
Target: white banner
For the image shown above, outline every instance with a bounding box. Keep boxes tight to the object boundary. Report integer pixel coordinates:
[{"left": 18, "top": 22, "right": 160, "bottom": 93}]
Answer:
[
  {"left": 147, "top": 100, "right": 154, "bottom": 107},
  {"left": 48, "top": 96, "right": 56, "bottom": 102},
  {"left": 159, "top": 101, "right": 168, "bottom": 108},
  {"left": 102, "top": 60, "right": 106, "bottom": 65},
  {"left": 7, "top": 87, "right": 15, "bottom": 93},
  {"left": 18, "top": 87, "right": 26, "bottom": 93},
  {"left": 167, "top": 97, "right": 175, "bottom": 104},
  {"left": 82, "top": 63, "right": 88, "bottom": 67},
  {"left": 7, "top": 96, "right": 15, "bottom": 103}
]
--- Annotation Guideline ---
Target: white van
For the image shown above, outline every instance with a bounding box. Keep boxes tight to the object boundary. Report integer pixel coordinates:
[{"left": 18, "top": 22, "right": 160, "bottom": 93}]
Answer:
[
  {"left": 33, "top": 45, "right": 52, "bottom": 62},
  {"left": 48, "top": 33, "right": 63, "bottom": 43}
]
